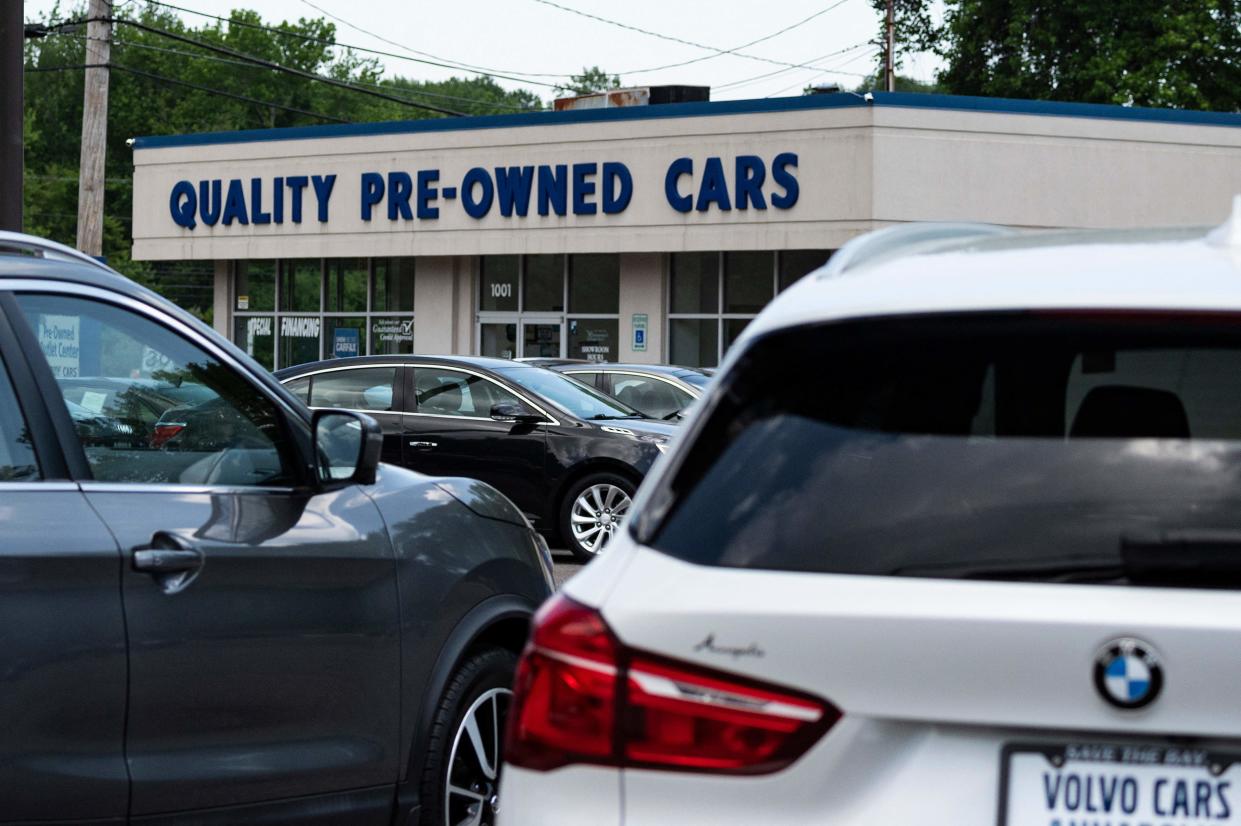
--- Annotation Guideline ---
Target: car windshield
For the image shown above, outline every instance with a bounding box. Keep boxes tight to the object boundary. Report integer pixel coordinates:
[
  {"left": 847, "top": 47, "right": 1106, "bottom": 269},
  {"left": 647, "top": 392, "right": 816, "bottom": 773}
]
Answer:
[
  {"left": 643, "top": 312, "right": 1241, "bottom": 589},
  {"left": 495, "top": 366, "right": 643, "bottom": 420}
]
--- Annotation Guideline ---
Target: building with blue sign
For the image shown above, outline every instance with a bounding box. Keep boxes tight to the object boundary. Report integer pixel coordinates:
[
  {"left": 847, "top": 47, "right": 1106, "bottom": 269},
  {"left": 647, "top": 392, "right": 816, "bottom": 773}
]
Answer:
[{"left": 130, "top": 91, "right": 1241, "bottom": 370}]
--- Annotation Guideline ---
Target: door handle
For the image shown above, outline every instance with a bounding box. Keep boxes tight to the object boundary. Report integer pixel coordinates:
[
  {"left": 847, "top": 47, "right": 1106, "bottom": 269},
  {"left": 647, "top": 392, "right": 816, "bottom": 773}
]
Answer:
[
  {"left": 409, "top": 440, "right": 438, "bottom": 450},
  {"left": 133, "top": 549, "right": 202, "bottom": 573},
  {"left": 133, "top": 532, "right": 204, "bottom": 595}
]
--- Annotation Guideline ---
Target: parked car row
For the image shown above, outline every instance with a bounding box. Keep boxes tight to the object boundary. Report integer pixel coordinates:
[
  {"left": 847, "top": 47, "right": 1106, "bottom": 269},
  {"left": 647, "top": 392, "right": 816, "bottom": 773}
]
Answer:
[{"left": 14, "top": 204, "right": 1241, "bottom": 825}]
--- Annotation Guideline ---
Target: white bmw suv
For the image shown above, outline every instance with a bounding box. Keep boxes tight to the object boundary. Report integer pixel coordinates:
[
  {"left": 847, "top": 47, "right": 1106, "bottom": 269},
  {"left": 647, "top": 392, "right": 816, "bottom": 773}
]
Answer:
[{"left": 499, "top": 202, "right": 1241, "bottom": 826}]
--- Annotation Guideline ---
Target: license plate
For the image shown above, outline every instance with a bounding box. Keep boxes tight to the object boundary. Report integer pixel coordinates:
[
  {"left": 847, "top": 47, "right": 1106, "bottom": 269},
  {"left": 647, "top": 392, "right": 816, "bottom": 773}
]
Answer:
[{"left": 1000, "top": 743, "right": 1241, "bottom": 826}]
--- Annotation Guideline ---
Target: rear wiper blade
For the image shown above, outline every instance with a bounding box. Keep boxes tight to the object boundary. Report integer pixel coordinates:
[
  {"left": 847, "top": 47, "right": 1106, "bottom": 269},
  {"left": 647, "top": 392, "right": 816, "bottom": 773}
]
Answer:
[
  {"left": 1122, "top": 530, "right": 1241, "bottom": 588},
  {"left": 893, "top": 557, "right": 1125, "bottom": 583}
]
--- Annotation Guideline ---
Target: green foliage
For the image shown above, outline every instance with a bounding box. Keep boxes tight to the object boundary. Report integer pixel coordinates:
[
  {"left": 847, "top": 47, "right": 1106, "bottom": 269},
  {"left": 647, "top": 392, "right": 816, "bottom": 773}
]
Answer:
[
  {"left": 22, "top": 4, "right": 543, "bottom": 318},
  {"left": 555, "top": 66, "right": 622, "bottom": 96},
  {"left": 938, "top": 0, "right": 1241, "bottom": 110},
  {"left": 850, "top": 72, "right": 948, "bottom": 94},
  {"left": 866, "top": 0, "right": 941, "bottom": 78}
]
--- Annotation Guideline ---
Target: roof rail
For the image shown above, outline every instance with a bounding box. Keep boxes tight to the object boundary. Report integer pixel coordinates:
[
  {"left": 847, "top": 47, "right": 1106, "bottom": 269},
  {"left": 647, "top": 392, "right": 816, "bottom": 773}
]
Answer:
[
  {"left": 818, "top": 222, "right": 1016, "bottom": 279},
  {"left": 0, "top": 231, "right": 117, "bottom": 274}
]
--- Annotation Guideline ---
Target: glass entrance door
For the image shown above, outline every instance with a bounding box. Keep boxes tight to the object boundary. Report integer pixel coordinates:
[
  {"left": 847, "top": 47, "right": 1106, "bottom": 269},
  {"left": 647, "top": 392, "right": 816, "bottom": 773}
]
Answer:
[
  {"left": 479, "top": 322, "right": 518, "bottom": 359},
  {"left": 520, "top": 319, "right": 563, "bottom": 358}
]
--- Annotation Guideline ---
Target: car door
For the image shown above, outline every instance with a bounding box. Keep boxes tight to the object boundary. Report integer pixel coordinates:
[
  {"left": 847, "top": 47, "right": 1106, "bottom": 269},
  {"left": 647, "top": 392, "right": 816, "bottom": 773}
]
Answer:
[
  {"left": 402, "top": 364, "right": 550, "bottom": 525},
  {"left": 297, "top": 364, "right": 404, "bottom": 465},
  {"left": 8, "top": 290, "right": 401, "bottom": 823},
  {"left": 0, "top": 301, "right": 128, "bottom": 823}
]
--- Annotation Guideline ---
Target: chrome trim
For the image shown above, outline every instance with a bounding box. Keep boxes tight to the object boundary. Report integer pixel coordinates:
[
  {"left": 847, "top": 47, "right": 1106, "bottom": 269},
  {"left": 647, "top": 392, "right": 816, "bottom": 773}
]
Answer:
[
  {"left": 0, "top": 231, "right": 117, "bottom": 274},
  {"left": 0, "top": 481, "right": 79, "bottom": 492},
  {"left": 78, "top": 482, "right": 300, "bottom": 495}
]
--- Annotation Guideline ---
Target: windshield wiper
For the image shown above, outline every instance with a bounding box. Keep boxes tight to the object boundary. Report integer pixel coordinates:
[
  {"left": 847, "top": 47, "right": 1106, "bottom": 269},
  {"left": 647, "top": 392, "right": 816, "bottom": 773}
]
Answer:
[{"left": 588, "top": 414, "right": 644, "bottom": 420}]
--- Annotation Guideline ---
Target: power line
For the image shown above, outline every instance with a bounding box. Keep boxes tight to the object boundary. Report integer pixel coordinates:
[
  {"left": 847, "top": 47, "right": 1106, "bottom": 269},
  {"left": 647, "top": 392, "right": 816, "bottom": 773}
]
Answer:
[
  {"left": 25, "top": 62, "right": 349, "bottom": 123},
  {"left": 528, "top": 0, "right": 863, "bottom": 74},
  {"left": 617, "top": 0, "right": 857, "bottom": 75},
  {"left": 115, "top": 17, "right": 466, "bottom": 116},
  {"left": 42, "top": 29, "right": 538, "bottom": 112},
  {"left": 135, "top": 0, "right": 563, "bottom": 89},
  {"left": 714, "top": 41, "right": 874, "bottom": 91},
  {"left": 763, "top": 47, "right": 879, "bottom": 97},
  {"left": 111, "top": 62, "right": 350, "bottom": 122}
]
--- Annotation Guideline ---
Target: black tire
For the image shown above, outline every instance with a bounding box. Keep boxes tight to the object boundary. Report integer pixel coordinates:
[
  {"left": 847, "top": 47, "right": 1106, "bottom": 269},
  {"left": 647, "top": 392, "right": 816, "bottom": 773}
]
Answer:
[
  {"left": 559, "top": 471, "right": 636, "bottom": 563},
  {"left": 418, "top": 647, "right": 518, "bottom": 826}
]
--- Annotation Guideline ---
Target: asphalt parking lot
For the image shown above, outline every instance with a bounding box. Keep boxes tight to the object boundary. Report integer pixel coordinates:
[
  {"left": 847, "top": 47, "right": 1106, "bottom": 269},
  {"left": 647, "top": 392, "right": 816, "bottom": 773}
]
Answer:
[{"left": 551, "top": 550, "right": 582, "bottom": 589}]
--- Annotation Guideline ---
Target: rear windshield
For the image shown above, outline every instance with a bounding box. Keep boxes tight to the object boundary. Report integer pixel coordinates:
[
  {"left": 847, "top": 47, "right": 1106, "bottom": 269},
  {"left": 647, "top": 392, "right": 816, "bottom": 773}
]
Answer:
[{"left": 643, "top": 313, "right": 1241, "bottom": 587}]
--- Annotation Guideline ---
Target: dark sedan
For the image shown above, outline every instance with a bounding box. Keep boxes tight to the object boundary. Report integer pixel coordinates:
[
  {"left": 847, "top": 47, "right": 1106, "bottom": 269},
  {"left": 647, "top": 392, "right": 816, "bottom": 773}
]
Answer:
[
  {"left": 550, "top": 362, "right": 712, "bottom": 421},
  {"left": 277, "top": 356, "right": 677, "bottom": 561}
]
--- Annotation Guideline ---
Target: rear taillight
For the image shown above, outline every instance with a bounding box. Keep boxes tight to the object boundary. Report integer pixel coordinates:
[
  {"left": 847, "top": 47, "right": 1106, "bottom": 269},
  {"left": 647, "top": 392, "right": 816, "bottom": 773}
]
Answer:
[
  {"left": 151, "top": 422, "right": 185, "bottom": 448},
  {"left": 505, "top": 594, "right": 839, "bottom": 774}
]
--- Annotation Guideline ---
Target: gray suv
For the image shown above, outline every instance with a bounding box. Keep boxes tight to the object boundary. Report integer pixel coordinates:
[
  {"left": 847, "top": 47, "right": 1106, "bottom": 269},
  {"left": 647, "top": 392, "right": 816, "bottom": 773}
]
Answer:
[{"left": 0, "top": 233, "right": 552, "bottom": 825}]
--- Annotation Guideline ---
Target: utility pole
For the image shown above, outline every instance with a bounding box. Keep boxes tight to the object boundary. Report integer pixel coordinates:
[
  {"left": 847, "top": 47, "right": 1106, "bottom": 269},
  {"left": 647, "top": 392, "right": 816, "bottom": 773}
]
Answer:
[
  {"left": 885, "top": 0, "right": 895, "bottom": 92},
  {"left": 0, "top": 0, "right": 23, "bottom": 232},
  {"left": 77, "top": 0, "right": 111, "bottom": 257}
]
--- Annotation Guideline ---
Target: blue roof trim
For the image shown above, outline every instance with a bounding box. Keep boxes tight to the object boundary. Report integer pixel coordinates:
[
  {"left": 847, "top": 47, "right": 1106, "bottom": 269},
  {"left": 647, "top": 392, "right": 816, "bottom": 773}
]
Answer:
[{"left": 132, "top": 91, "right": 1241, "bottom": 149}]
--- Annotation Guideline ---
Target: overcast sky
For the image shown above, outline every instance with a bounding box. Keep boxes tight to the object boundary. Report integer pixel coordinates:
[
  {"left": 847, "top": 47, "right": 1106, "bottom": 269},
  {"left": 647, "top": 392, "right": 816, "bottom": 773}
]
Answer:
[{"left": 25, "top": 0, "right": 944, "bottom": 103}]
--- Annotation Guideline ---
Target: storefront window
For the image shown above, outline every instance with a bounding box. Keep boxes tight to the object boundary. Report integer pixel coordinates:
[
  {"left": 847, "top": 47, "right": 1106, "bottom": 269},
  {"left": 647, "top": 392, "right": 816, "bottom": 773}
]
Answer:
[
  {"left": 234, "top": 315, "right": 275, "bottom": 369},
  {"left": 480, "top": 256, "right": 519, "bottom": 312},
  {"left": 523, "top": 322, "right": 562, "bottom": 358},
  {"left": 670, "top": 252, "right": 719, "bottom": 314},
  {"left": 232, "top": 257, "right": 415, "bottom": 368},
  {"left": 669, "top": 318, "right": 719, "bottom": 368},
  {"left": 668, "top": 251, "right": 792, "bottom": 367},
  {"left": 370, "top": 317, "right": 414, "bottom": 355},
  {"left": 235, "top": 260, "right": 275, "bottom": 312},
  {"left": 568, "top": 254, "right": 619, "bottom": 314},
  {"left": 480, "top": 323, "right": 517, "bottom": 359},
  {"left": 374, "top": 258, "right": 416, "bottom": 313},
  {"left": 524, "top": 255, "right": 564, "bottom": 312},
  {"left": 325, "top": 259, "right": 367, "bottom": 313},
  {"left": 779, "top": 250, "right": 832, "bottom": 291},
  {"left": 279, "top": 259, "right": 321, "bottom": 312},
  {"left": 724, "top": 252, "right": 774, "bottom": 314},
  {"left": 278, "top": 315, "right": 321, "bottom": 366},
  {"left": 568, "top": 318, "right": 618, "bottom": 363},
  {"left": 325, "top": 316, "right": 366, "bottom": 359}
]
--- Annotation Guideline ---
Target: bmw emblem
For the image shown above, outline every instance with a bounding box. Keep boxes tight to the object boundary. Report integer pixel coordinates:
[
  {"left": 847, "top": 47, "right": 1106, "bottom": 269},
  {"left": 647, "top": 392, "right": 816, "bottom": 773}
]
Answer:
[{"left": 1094, "top": 638, "right": 1163, "bottom": 710}]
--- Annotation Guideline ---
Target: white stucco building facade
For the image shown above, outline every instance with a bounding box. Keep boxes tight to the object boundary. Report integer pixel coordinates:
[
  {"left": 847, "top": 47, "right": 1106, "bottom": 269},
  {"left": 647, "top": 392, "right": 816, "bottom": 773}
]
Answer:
[{"left": 130, "top": 91, "right": 1241, "bottom": 370}]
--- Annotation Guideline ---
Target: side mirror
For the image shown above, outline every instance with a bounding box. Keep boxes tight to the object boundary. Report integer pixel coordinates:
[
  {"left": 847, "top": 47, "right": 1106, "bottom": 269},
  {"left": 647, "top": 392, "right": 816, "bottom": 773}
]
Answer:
[
  {"left": 490, "top": 402, "right": 544, "bottom": 424},
  {"left": 311, "top": 409, "right": 382, "bottom": 488}
]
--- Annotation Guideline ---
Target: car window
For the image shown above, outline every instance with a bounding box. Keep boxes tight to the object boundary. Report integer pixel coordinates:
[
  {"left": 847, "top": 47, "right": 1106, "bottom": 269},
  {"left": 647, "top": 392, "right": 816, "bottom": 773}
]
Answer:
[
  {"left": 646, "top": 312, "right": 1241, "bottom": 589},
  {"left": 284, "top": 376, "right": 311, "bottom": 403},
  {"left": 413, "top": 366, "right": 523, "bottom": 419},
  {"left": 0, "top": 353, "right": 38, "bottom": 481},
  {"left": 565, "top": 371, "right": 601, "bottom": 389},
  {"left": 16, "top": 294, "right": 298, "bottom": 487},
  {"left": 307, "top": 367, "right": 395, "bottom": 411},
  {"left": 494, "top": 366, "right": 641, "bottom": 420},
  {"left": 611, "top": 375, "right": 693, "bottom": 420}
]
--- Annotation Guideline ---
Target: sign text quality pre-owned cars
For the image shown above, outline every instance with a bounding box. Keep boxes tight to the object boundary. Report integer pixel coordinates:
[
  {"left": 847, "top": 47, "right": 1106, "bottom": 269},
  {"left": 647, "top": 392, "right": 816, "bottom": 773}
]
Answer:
[{"left": 166, "top": 154, "right": 800, "bottom": 230}]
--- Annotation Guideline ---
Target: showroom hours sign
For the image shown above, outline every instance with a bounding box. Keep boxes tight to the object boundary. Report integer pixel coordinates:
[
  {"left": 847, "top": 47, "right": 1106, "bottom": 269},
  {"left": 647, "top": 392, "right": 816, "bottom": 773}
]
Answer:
[{"left": 166, "top": 154, "right": 800, "bottom": 230}]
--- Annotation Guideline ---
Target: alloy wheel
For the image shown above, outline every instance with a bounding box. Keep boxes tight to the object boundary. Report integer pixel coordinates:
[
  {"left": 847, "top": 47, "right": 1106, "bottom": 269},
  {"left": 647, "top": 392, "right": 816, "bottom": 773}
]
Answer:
[
  {"left": 445, "top": 687, "right": 512, "bottom": 826},
  {"left": 570, "top": 483, "right": 632, "bottom": 556}
]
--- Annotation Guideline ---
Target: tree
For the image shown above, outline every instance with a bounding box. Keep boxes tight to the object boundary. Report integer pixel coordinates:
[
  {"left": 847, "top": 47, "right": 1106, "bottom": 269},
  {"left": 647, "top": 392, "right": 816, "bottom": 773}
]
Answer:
[
  {"left": 850, "top": 72, "right": 947, "bottom": 94},
  {"left": 555, "top": 66, "right": 622, "bottom": 96},
  {"left": 937, "top": 0, "right": 1241, "bottom": 111},
  {"left": 867, "top": 0, "right": 940, "bottom": 83}
]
